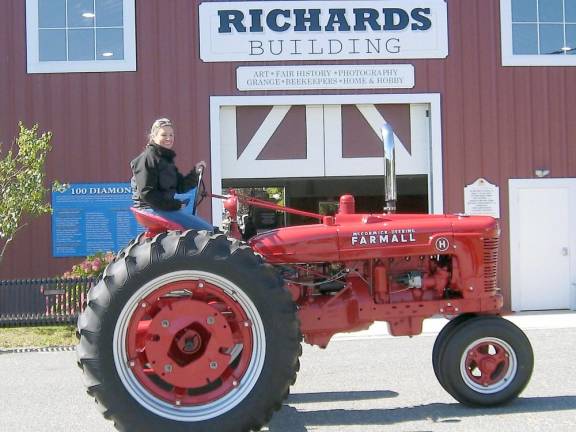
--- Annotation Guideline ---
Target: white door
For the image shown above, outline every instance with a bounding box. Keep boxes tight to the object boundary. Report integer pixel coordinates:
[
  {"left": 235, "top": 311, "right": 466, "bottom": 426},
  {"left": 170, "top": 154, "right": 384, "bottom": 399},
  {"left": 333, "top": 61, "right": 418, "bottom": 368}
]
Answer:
[
  {"left": 209, "top": 94, "right": 444, "bottom": 225},
  {"left": 510, "top": 179, "right": 576, "bottom": 311},
  {"left": 219, "top": 103, "right": 430, "bottom": 178}
]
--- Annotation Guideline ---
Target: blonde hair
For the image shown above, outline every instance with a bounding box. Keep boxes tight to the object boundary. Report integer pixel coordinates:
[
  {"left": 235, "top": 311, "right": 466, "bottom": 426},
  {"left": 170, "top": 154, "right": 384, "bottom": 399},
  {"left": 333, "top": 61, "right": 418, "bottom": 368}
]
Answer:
[{"left": 148, "top": 118, "right": 173, "bottom": 144}]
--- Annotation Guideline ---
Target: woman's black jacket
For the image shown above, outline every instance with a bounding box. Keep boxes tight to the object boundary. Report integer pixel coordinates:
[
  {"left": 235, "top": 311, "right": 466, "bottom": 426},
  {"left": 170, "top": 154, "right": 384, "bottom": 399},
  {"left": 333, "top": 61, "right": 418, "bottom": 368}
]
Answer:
[{"left": 130, "top": 144, "right": 199, "bottom": 211}]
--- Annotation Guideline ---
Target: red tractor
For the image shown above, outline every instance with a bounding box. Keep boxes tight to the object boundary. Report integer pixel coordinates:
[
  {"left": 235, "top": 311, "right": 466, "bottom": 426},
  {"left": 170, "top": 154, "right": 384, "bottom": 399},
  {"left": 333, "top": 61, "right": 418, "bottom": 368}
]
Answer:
[{"left": 77, "top": 127, "right": 533, "bottom": 432}]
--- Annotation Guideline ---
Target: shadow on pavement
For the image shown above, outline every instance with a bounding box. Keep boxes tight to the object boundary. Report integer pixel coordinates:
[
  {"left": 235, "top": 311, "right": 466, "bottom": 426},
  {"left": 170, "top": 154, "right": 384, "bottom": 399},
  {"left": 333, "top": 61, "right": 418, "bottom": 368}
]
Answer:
[
  {"left": 267, "top": 394, "right": 576, "bottom": 431},
  {"left": 287, "top": 390, "right": 399, "bottom": 404}
]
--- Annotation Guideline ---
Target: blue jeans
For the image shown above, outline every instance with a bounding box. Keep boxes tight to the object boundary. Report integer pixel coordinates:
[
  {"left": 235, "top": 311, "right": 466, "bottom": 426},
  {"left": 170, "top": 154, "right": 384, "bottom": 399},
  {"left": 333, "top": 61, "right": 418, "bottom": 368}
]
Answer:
[{"left": 144, "top": 208, "right": 214, "bottom": 231}]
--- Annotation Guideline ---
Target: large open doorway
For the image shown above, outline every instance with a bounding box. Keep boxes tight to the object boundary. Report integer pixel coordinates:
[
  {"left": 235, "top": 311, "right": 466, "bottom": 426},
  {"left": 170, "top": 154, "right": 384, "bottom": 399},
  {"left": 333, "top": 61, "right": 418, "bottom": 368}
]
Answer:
[
  {"left": 223, "top": 175, "right": 428, "bottom": 233},
  {"left": 210, "top": 94, "right": 443, "bottom": 227}
]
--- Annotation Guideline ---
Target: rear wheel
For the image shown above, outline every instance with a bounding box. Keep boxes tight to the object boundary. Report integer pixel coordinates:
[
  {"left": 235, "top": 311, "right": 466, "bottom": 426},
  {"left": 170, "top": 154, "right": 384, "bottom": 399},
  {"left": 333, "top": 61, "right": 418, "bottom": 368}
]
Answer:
[
  {"left": 77, "top": 230, "right": 301, "bottom": 432},
  {"left": 437, "top": 316, "right": 533, "bottom": 407}
]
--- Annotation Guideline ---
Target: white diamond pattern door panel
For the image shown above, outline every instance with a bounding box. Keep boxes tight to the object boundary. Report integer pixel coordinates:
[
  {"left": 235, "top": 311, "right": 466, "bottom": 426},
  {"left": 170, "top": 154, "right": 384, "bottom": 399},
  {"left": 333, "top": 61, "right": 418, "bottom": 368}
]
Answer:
[
  {"left": 220, "top": 105, "right": 324, "bottom": 178},
  {"left": 324, "top": 104, "right": 430, "bottom": 176}
]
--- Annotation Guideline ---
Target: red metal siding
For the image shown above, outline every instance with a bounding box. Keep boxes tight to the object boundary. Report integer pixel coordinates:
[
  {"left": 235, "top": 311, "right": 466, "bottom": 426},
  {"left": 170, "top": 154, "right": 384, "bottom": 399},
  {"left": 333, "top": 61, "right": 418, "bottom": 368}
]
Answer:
[{"left": 2, "top": 0, "right": 576, "bottom": 308}]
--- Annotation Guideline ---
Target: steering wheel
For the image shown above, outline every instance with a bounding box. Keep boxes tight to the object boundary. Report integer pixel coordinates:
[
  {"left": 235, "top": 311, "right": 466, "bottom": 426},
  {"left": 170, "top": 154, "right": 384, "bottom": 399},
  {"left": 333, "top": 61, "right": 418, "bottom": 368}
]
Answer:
[{"left": 192, "top": 166, "right": 207, "bottom": 216}]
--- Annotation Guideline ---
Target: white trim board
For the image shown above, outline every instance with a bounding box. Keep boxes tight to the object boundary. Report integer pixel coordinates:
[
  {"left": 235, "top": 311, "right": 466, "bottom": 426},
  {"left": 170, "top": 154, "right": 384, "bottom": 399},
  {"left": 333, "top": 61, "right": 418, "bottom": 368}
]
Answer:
[{"left": 209, "top": 93, "right": 443, "bottom": 226}]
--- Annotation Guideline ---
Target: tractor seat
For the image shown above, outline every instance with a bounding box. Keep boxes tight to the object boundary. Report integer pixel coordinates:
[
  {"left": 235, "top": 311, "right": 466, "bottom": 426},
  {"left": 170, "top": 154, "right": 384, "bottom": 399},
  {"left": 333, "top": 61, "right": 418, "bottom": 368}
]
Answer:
[{"left": 130, "top": 207, "right": 184, "bottom": 236}]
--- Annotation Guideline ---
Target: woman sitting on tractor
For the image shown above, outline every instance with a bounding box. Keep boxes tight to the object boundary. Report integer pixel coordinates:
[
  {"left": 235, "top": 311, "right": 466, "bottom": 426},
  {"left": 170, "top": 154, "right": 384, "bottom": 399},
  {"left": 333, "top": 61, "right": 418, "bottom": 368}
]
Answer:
[{"left": 130, "top": 117, "right": 213, "bottom": 231}]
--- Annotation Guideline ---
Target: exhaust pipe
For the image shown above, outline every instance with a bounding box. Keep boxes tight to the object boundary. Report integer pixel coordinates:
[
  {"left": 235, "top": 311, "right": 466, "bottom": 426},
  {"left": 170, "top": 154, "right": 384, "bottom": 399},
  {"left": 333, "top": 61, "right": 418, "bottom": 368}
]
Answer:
[{"left": 381, "top": 123, "right": 397, "bottom": 214}]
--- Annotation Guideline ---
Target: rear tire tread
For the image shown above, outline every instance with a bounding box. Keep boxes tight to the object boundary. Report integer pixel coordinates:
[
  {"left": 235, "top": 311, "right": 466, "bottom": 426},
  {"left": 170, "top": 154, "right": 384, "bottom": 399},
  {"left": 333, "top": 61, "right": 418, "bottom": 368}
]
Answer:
[{"left": 77, "top": 230, "right": 301, "bottom": 432}]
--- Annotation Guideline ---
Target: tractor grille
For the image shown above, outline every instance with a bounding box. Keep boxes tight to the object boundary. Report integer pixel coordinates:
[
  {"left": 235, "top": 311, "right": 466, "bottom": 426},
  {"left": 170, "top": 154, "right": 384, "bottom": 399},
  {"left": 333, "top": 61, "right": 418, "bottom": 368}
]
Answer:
[{"left": 483, "top": 238, "right": 499, "bottom": 292}]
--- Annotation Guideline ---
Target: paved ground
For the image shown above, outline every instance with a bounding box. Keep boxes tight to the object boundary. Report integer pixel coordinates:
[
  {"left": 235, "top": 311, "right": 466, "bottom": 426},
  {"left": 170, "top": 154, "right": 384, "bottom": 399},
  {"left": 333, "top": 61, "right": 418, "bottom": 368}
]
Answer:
[{"left": 0, "top": 312, "right": 574, "bottom": 432}]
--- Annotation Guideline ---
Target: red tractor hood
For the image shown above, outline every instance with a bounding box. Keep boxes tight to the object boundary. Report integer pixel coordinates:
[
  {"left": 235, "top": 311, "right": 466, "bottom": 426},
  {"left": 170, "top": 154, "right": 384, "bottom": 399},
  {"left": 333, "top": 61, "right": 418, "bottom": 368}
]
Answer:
[{"left": 248, "top": 213, "right": 499, "bottom": 263}]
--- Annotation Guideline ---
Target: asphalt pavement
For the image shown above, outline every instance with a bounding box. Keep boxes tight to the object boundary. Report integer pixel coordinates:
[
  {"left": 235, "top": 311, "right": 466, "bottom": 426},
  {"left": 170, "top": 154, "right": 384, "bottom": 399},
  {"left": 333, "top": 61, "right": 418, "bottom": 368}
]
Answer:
[{"left": 0, "top": 312, "right": 574, "bottom": 432}]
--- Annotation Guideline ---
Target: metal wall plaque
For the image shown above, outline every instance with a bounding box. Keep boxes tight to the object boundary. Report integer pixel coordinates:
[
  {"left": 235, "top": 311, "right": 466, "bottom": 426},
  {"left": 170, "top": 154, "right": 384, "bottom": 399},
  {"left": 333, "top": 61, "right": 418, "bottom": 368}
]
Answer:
[{"left": 464, "top": 178, "right": 500, "bottom": 218}]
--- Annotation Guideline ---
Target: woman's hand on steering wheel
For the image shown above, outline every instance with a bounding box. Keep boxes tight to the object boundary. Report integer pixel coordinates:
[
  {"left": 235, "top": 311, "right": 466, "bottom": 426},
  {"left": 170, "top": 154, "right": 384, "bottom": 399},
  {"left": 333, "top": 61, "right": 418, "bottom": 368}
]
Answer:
[
  {"left": 195, "top": 161, "right": 207, "bottom": 172},
  {"left": 193, "top": 162, "right": 207, "bottom": 215}
]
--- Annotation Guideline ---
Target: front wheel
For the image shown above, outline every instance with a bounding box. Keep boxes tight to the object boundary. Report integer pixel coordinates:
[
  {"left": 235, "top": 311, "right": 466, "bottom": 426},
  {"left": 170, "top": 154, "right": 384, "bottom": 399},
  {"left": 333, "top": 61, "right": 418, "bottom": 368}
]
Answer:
[
  {"left": 77, "top": 230, "right": 301, "bottom": 432},
  {"left": 432, "top": 313, "right": 476, "bottom": 385},
  {"left": 437, "top": 316, "right": 533, "bottom": 407}
]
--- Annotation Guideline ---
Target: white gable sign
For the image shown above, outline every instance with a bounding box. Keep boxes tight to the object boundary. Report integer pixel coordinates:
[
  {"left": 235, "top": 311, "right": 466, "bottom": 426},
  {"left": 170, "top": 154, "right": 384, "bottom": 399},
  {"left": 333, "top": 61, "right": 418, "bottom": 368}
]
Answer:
[{"left": 199, "top": 1, "right": 448, "bottom": 62}]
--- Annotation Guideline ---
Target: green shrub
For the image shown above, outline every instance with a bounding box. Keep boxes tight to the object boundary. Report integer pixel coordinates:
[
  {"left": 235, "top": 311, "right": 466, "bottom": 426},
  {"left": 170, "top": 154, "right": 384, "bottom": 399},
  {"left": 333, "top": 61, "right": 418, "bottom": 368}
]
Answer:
[
  {"left": 63, "top": 251, "right": 115, "bottom": 279},
  {"left": 0, "top": 123, "right": 55, "bottom": 264}
]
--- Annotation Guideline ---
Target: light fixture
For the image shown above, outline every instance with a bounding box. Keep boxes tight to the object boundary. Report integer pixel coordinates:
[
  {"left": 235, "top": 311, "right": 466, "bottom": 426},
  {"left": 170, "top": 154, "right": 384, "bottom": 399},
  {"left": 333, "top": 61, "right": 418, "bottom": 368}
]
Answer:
[
  {"left": 534, "top": 168, "right": 550, "bottom": 178},
  {"left": 102, "top": 52, "right": 114, "bottom": 57},
  {"left": 82, "top": 12, "right": 95, "bottom": 18}
]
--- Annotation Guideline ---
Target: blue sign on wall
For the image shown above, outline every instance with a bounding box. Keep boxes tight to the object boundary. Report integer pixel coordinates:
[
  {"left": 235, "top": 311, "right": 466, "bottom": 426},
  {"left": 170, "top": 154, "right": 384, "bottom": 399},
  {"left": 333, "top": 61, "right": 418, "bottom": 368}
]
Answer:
[{"left": 51, "top": 183, "right": 143, "bottom": 257}]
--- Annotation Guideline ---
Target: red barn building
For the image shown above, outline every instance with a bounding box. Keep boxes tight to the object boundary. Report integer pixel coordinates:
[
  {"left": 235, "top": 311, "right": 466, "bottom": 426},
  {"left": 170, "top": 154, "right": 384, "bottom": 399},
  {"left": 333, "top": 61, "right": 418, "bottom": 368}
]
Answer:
[{"left": 1, "top": 0, "right": 575, "bottom": 312}]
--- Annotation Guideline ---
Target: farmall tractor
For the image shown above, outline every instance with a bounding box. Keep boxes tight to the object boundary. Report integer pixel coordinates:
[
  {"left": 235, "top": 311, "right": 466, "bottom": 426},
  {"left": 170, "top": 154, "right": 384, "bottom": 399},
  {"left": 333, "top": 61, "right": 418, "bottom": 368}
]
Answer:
[{"left": 77, "top": 125, "right": 534, "bottom": 432}]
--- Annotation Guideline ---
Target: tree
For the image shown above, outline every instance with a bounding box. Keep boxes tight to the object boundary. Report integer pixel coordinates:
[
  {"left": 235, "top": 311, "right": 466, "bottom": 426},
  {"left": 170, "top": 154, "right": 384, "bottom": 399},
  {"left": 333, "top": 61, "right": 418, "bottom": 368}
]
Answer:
[{"left": 0, "top": 122, "right": 54, "bottom": 264}]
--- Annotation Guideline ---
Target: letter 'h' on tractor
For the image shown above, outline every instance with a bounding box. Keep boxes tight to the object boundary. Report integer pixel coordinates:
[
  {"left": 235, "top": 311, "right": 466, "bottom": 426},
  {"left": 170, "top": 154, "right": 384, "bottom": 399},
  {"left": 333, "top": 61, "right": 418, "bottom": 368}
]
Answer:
[{"left": 77, "top": 124, "right": 534, "bottom": 432}]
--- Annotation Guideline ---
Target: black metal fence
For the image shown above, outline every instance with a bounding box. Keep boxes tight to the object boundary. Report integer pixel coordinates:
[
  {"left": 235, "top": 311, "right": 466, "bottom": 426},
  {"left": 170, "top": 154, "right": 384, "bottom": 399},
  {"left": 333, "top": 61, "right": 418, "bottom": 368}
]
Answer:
[{"left": 0, "top": 277, "right": 95, "bottom": 327}]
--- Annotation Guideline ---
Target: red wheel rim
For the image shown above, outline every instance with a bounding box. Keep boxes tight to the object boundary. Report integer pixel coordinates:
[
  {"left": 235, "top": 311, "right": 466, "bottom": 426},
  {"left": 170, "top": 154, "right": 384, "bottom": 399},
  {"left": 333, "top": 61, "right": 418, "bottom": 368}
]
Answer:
[
  {"left": 125, "top": 279, "right": 254, "bottom": 406},
  {"left": 460, "top": 337, "right": 516, "bottom": 393}
]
